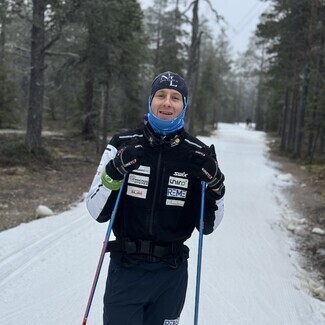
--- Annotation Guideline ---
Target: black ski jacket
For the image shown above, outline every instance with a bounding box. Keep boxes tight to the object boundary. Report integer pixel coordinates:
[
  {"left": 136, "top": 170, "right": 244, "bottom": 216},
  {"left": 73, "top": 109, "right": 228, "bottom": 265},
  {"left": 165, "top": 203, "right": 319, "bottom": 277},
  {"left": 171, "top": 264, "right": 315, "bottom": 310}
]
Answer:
[{"left": 86, "top": 124, "right": 225, "bottom": 265}]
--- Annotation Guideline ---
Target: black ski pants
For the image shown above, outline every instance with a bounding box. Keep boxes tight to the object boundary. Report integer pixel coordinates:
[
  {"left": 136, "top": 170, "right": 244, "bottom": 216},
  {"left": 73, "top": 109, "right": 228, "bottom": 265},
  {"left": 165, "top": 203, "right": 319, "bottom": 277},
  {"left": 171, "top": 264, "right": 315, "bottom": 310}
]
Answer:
[{"left": 103, "top": 259, "right": 188, "bottom": 325}]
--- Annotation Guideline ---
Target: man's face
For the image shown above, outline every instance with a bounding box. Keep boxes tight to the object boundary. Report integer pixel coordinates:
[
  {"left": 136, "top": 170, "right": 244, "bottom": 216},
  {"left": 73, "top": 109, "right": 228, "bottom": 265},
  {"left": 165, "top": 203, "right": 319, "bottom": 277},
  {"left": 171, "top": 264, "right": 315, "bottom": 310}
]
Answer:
[{"left": 151, "top": 89, "right": 184, "bottom": 120}]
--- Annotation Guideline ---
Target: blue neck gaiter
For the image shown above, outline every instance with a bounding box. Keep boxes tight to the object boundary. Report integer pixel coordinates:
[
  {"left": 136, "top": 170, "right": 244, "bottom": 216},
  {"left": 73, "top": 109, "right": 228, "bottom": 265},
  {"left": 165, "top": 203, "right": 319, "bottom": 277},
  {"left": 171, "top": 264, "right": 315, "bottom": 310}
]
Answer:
[{"left": 147, "top": 96, "right": 188, "bottom": 136}]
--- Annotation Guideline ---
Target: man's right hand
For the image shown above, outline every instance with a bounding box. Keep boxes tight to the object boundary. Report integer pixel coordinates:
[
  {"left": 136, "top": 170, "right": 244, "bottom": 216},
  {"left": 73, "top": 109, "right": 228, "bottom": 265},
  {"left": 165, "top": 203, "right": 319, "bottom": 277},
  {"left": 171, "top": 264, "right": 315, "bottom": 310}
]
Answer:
[{"left": 106, "top": 144, "right": 144, "bottom": 180}]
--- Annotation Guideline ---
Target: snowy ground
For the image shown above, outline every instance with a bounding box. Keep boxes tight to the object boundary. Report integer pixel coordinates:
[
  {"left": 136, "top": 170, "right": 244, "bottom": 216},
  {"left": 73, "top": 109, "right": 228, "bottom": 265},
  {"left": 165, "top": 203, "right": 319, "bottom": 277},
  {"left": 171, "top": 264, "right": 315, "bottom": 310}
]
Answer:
[{"left": 0, "top": 123, "right": 324, "bottom": 325}]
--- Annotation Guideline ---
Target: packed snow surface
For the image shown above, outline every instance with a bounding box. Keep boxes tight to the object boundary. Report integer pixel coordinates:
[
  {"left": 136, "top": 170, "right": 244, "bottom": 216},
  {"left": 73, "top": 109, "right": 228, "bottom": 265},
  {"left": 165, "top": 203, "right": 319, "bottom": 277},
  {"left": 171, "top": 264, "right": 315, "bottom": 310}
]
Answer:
[{"left": 0, "top": 123, "right": 324, "bottom": 324}]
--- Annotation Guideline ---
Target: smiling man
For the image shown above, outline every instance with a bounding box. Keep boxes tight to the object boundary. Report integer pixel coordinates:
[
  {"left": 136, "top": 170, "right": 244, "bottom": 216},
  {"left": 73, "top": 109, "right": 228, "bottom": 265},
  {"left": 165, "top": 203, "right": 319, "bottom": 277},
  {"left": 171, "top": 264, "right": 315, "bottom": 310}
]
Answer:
[
  {"left": 147, "top": 71, "right": 189, "bottom": 135},
  {"left": 152, "top": 88, "right": 183, "bottom": 119},
  {"left": 86, "top": 71, "right": 225, "bottom": 325}
]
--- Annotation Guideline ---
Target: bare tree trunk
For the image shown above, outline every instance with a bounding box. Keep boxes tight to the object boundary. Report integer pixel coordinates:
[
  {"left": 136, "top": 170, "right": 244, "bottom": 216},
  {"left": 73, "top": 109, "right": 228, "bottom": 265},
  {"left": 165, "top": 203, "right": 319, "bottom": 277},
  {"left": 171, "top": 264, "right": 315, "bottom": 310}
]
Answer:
[
  {"left": 100, "top": 82, "right": 110, "bottom": 154},
  {"left": 254, "top": 85, "right": 263, "bottom": 131},
  {"left": 294, "top": 64, "right": 309, "bottom": 157},
  {"left": 255, "top": 43, "right": 265, "bottom": 131},
  {"left": 294, "top": 0, "right": 319, "bottom": 158},
  {"left": 25, "top": 0, "right": 45, "bottom": 153},
  {"left": 285, "top": 82, "right": 298, "bottom": 153},
  {"left": 308, "top": 55, "right": 323, "bottom": 161},
  {"left": 185, "top": 0, "right": 201, "bottom": 134},
  {"left": 153, "top": 0, "right": 166, "bottom": 71},
  {"left": 281, "top": 51, "right": 299, "bottom": 153},
  {"left": 0, "top": 0, "right": 7, "bottom": 128},
  {"left": 280, "top": 87, "right": 290, "bottom": 150},
  {"left": 0, "top": 0, "right": 6, "bottom": 63},
  {"left": 82, "top": 65, "right": 95, "bottom": 140}
]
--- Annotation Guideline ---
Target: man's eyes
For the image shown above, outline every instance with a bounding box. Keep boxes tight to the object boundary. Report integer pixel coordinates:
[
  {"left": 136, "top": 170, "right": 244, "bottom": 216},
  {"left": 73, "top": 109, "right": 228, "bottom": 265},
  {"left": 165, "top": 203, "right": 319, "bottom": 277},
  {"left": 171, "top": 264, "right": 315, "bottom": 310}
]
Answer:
[{"left": 157, "top": 94, "right": 181, "bottom": 100}]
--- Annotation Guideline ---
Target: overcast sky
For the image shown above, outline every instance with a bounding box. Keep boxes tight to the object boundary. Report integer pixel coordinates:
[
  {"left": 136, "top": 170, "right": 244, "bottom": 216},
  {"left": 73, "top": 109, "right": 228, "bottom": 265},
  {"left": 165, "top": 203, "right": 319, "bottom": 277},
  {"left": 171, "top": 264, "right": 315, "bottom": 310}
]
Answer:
[{"left": 140, "top": 0, "right": 270, "bottom": 56}]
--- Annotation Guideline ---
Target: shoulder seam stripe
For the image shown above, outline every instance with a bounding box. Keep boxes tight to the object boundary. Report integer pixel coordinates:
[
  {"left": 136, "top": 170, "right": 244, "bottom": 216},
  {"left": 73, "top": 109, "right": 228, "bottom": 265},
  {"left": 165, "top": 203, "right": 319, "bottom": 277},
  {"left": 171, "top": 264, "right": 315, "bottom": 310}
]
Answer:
[
  {"left": 184, "top": 139, "right": 203, "bottom": 148},
  {"left": 119, "top": 134, "right": 143, "bottom": 139}
]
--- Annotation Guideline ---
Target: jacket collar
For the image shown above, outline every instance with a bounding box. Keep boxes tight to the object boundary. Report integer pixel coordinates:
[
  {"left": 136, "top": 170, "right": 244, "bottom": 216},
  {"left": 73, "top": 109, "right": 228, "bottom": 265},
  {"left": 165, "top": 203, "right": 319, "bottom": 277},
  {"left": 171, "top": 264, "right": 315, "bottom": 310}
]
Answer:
[{"left": 143, "top": 124, "right": 185, "bottom": 148}]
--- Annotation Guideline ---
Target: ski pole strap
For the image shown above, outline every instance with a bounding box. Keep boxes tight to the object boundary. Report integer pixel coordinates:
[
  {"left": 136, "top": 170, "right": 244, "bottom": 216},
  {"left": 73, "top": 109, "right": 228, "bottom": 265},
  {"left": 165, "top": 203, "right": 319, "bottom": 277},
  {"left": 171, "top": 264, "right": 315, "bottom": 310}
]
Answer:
[{"left": 106, "top": 239, "right": 184, "bottom": 257}]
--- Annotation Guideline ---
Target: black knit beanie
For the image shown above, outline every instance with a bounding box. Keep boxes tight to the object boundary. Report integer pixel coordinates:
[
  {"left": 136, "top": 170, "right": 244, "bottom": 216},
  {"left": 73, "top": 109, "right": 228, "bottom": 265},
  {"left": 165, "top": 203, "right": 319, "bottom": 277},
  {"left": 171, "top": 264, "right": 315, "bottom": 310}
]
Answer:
[{"left": 150, "top": 71, "right": 188, "bottom": 103}]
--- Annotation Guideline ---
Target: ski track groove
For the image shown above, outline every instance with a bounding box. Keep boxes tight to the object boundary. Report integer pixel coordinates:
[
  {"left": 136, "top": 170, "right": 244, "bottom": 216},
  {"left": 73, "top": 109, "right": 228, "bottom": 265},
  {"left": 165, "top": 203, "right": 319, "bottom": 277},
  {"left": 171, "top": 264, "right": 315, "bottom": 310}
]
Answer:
[
  {"left": 0, "top": 279, "right": 80, "bottom": 322},
  {"left": 0, "top": 215, "right": 89, "bottom": 288}
]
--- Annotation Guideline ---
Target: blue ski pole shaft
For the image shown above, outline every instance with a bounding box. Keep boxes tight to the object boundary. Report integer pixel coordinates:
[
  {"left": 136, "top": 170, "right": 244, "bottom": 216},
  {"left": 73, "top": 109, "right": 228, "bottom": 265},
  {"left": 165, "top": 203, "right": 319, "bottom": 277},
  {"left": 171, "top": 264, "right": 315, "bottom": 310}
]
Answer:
[
  {"left": 194, "top": 181, "right": 206, "bottom": 325},
  {"left": 82, "top": 180, "right": 125, "bottom": 325}
]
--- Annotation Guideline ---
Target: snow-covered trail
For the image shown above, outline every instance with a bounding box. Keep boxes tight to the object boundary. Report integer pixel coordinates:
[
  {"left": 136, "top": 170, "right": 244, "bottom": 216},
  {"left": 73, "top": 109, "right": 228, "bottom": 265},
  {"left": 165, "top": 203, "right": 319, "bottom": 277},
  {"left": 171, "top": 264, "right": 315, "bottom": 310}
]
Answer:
[{"left": 0, "top": 123, "right": 323, "bottom": 325}]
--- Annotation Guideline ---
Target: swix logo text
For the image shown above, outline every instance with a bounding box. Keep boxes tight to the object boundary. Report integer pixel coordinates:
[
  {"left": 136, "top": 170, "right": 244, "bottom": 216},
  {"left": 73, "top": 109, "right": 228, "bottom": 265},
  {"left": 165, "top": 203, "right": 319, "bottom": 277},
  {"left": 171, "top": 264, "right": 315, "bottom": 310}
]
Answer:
[{"left": 173, "top": 171, "right": 188, "bottom": 178}]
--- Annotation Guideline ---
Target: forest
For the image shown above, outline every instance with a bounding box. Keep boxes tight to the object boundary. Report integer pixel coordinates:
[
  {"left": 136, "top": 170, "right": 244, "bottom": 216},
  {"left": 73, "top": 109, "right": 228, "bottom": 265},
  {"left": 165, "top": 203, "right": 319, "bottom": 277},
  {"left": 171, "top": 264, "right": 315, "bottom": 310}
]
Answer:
[{"left": 0, "top": 0, "right": 324, "bottom": 162}]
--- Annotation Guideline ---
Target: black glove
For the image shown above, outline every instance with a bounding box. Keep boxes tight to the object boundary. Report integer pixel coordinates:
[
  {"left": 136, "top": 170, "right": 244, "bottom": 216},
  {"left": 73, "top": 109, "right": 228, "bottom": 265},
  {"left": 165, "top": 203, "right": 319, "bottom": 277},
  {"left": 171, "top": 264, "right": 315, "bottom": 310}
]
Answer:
[
  {"left": 191, "top": 145, "right": 225, "bottom": 192},
  {"left": 106, "top": 144, "right": 144, "bottom": 180}
]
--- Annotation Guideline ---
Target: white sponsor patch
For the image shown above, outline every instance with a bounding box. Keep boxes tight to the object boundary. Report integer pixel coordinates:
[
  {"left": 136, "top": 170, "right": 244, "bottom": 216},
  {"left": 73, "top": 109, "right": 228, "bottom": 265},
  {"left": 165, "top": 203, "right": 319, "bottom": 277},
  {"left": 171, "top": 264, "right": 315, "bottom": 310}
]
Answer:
[
  {"left": 173, "top": 171, "right": 188, "bottom": 178},
  {"left": 168, "top": 176, "right": 188, "bottom": 189},
  {"left": 166, "top": 199, "right": 185, "bottom": 207},
  {"left": 134, "top": 165, "right": 151, "bottom": 175},
  {"left": 163, "top": 318, "right": 179, "bottom": 325},
  {"left": 167, "top": 187, "right": 187, "bottom": 199},
  {"left": 128, "top": 173, "right": 149, "bottom": 187},
  {"left": 127, "top": 186, "right": 147, "bottom": 199}
]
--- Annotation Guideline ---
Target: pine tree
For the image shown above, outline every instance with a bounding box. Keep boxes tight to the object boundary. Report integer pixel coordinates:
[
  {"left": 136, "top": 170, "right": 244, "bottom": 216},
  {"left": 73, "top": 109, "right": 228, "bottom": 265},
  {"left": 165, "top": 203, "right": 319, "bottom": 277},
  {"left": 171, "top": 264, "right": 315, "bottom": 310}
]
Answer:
[{"left": 256, "top": 0, "right": 325, "bottom": 160}]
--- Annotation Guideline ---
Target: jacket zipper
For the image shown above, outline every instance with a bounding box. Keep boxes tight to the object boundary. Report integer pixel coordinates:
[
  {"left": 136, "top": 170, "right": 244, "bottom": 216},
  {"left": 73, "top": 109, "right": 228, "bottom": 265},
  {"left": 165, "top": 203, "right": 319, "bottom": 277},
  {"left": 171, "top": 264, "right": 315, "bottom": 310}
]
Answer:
[{"left": 148, "top": 146, "right": 163, "bottom": 236}]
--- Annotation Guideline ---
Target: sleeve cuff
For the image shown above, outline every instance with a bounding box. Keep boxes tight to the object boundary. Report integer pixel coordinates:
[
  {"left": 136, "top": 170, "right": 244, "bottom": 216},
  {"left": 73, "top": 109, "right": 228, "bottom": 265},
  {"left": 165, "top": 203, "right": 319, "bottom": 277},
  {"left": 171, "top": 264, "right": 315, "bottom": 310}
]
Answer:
[{"left": 101, "top": 170, "right": 123, "bottom": 190}]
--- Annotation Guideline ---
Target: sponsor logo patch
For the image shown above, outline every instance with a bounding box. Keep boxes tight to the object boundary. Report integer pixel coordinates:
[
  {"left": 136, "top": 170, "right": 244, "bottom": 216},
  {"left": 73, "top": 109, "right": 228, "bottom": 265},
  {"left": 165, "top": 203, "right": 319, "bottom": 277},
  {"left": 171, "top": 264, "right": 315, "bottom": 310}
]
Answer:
[
  {"left": 127, "top": 185, "right": 147, "bottom": 199},
  {"left": 166, "top": 199, "right": 185, "bottom": 207},
  {"left": 168, "top": 176, "right": 188, "bottom": 188},
  {"left": 167, "top": 187, "right": 187, "bottom": 199},
  {"left": 163, "top": 318, "right": 179, "bottom": 325},
  {"left": 134, "top": 165, "right": 150, "bottom": 175},
  {"left": 128, "top": 173, "right": 149, "bottom": 187},
  {"left": 173, "top": 171, "right": 188, "bottom": 178}
]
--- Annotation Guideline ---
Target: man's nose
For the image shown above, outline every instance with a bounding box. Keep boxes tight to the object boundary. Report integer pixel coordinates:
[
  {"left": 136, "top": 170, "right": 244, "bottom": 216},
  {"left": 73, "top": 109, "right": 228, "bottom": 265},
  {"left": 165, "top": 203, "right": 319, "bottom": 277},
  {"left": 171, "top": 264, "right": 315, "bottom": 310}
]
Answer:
[{"left": 163, "top": 95, "right": 172, "bottom": 106}]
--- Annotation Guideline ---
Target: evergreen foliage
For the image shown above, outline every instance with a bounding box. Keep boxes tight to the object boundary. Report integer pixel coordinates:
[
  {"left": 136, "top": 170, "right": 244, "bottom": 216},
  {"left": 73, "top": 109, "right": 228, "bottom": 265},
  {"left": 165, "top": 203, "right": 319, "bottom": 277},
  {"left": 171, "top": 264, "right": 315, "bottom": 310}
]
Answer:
[
  {"left": 256, "top": 0, "right": 325, "bottom": 161},
  {"left": 0, "top": 0, "right": 323, "bottom": 161}
]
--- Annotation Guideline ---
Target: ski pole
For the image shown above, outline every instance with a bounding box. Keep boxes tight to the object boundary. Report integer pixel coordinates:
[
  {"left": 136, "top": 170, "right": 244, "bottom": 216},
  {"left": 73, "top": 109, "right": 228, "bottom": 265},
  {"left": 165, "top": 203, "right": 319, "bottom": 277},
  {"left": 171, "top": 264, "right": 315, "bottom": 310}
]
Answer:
[
  {"left": 82, "top": 179, "right": 125, "bottom": 325},
  {"left": 194, "top": 181, "right": 206, "bottom": 325}
]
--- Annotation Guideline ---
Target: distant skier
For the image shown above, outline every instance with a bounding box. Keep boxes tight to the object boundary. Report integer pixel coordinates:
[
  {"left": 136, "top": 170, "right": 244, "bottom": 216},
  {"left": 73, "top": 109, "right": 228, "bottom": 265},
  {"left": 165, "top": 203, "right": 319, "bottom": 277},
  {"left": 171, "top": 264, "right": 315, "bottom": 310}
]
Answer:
[
  {"left": 86, "top": 71, "right": 225, "bottom": 325},
  {"left": 246, "top": 117, "right": 252, "bottom": 129}
]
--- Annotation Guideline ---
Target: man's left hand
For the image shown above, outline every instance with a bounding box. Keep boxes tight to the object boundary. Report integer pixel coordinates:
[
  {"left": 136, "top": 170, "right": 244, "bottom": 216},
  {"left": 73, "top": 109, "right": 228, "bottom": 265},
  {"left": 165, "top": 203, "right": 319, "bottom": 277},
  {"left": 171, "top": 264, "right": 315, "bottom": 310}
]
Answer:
[{"left": 191, "top": 146, "right": 225, "bottom": 192}]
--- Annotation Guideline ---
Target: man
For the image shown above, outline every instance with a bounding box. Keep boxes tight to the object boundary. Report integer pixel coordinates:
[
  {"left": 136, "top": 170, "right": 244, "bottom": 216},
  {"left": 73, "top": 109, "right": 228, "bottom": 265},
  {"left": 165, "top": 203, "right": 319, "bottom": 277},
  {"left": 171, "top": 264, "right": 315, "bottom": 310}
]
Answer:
[{"left": 86, "top": 71, "right": 225, "bottom": 325}]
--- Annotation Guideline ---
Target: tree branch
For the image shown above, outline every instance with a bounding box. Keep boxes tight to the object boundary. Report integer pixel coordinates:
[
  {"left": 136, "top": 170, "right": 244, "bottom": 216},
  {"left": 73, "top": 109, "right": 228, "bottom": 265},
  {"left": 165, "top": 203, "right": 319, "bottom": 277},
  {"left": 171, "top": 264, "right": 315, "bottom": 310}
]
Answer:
[{"left": 204, "top": 0, "right": 224, "bottom": 22}]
